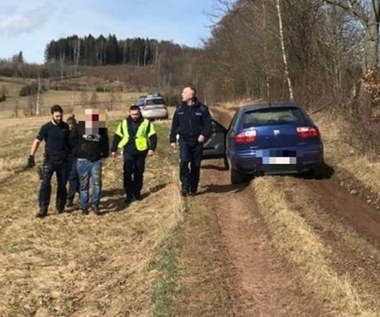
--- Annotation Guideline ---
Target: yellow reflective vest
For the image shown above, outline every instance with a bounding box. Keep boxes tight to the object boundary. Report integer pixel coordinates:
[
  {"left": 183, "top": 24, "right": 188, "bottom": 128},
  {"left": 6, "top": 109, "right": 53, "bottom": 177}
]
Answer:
[{"left": 115, "top": 118, "right": 156, "bottom": 151}]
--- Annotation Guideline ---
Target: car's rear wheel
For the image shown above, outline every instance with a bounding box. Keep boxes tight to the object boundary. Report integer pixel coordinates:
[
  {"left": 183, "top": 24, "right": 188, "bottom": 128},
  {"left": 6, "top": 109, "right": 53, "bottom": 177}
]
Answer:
[
  {"left": 230, "top": 168, "right": 249, "bottom": 184},
  {"left": 301, "top": 162, "right": 325, "bottom": 179}
]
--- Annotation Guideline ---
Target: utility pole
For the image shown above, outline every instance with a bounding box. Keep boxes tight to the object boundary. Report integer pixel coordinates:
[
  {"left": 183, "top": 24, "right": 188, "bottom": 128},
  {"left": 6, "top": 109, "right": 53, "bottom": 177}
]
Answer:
[{"left": 36, "top": 76, "right": 41, "bottom": 116}]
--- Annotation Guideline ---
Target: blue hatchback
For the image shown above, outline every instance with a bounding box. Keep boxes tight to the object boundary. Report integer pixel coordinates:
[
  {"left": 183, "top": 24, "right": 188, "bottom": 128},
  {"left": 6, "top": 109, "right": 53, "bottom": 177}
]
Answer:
[{"left": 202, "top": 102, "right": 324, "bottom": 184}]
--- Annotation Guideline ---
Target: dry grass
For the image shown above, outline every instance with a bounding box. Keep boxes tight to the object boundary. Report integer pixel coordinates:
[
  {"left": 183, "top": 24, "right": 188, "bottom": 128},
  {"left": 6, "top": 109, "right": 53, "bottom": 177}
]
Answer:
[
  {"left": 314, "top": 114, "right": 380, "bottom": 197},
  {"left": 0, "top": 115, "right": 183, "bottom": 317},
  {"left": 0, "top": 90, "right": 143, "bottom": 119},
  {"left": 252, "top": 176, "right": 379, "bottom": 316}
]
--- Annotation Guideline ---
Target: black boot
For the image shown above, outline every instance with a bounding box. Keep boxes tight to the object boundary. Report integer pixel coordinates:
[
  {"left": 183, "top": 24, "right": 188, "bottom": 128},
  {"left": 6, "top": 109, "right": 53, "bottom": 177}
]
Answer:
[
  {"left": 93, "top": 205, "right": 101, "bottom": 215},
  {"left": 36, "top": 209, "right": 47, "bottom": 218}
]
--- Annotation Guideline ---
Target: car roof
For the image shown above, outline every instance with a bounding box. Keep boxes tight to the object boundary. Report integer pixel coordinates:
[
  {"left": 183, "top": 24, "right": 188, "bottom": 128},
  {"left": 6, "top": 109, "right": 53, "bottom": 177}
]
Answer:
[
  {"left": 146, "top": 95, "right": 164, "bottom": 99},
  {"left": 239, "top": 101, "right": 303, "bottom": 112}
]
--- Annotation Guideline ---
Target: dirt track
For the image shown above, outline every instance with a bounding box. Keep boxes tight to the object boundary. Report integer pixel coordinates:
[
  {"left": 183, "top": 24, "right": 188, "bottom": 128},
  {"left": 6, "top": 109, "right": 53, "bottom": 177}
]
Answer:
[
  {"left": 201, "top": 166, "right": 328, "bottom": 316},
  {"left": 198, "top": 160, "right": 380, "bottom": 316}
]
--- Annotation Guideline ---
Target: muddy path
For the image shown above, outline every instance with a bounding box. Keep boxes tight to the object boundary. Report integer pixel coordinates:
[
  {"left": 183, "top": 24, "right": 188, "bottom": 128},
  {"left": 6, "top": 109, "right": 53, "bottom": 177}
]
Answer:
[
  {"left": 302, "top": 177, "right": 380, "bottom": 247},
  {"left": 199, "top": 165, "right": 328, "bottom": 316}
]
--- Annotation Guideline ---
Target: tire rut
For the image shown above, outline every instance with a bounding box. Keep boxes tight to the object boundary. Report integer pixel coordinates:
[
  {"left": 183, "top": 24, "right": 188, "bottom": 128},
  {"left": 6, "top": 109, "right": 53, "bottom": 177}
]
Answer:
[
  {"left": 302, "top": 177, "right": 380, "bottom": 248},
  {"left": 201, "top": 163, "right": 328, "bottom": 317}
]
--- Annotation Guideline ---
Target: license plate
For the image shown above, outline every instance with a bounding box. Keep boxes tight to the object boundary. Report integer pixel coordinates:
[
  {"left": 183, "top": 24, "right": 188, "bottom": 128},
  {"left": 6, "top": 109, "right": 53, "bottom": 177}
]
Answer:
[{"left": 263, "top": 157, "right": 297, "bottom": 165}]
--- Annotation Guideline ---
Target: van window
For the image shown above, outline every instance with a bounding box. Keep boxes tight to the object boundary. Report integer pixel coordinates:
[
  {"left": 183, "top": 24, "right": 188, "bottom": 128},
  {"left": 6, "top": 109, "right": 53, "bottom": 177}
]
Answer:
[{"left": 145, "top": 98, "right": 165, "bottom": 106}]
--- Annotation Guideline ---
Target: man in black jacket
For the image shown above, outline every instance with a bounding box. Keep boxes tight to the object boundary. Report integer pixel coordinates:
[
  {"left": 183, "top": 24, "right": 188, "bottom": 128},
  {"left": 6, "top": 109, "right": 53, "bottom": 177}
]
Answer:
[
  {"left": 28, "top": 104, "right": 70, "bottom": 218},
  {"left": 111, "top": 105, "right": 157, "bottom": 204},
  {"left": 72, "top": 109, "right": 109, "bottom": 215},
  {"left": 169, "top": 86, "right": 212, "bottom": 196}
]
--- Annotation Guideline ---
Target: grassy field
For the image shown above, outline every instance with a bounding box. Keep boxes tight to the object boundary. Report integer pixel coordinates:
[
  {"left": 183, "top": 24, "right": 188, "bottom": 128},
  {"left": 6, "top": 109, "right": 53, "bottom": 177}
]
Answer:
[
  {"left": 0, "top": 116, "right": 182, "bottom": 317},
  {"left": 0, "top": 77, "right": 144, "bottom": 119}
]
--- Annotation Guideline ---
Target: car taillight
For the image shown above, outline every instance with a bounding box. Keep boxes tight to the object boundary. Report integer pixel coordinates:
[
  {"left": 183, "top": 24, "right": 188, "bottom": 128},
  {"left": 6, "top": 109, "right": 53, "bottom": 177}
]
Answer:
[
  {"left": 296, "top": 126, "right": 319, "bottom": 138},
  {"left": 235, "top": 130, "right": 257, "bottom": 143}
]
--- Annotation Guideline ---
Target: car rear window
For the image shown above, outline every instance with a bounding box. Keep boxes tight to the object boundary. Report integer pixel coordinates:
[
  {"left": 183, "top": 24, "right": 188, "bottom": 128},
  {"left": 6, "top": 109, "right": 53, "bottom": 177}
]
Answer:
[
  {"left": 145, "top": 98, "right": 165, "bottom": 106},
  {"left": 242, "top": 107, "right": 307, "bottom": 128}
]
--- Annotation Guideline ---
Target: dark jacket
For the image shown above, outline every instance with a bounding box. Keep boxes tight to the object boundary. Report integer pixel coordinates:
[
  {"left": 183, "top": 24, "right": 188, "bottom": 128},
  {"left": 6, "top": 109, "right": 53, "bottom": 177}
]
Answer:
[
  {"left": 169, "top": 99, "right": 212, "bottom": 143},
  {"left": 36, "top": 121, "right": 70, "bottom": 162},
  {"left": 111, "top": 116, "right": 157, "bottom": 155},
  {"left": 71, "top": 122, "right": 109, "bottom": 162}
]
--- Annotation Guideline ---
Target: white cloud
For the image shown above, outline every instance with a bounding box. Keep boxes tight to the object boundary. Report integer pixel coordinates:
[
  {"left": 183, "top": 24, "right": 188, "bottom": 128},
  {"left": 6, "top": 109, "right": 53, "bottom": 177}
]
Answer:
[
  {"left": 0, "top": 1, "right": 54, "bottom": 35},
  {"left": 0, "top": 15, "right": 34, "bottom": 34}
]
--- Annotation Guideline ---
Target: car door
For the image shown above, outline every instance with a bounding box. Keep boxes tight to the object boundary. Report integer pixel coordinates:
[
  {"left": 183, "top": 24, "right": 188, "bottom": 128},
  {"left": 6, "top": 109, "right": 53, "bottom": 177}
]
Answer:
[{"left": 202, "top": 119, "right": 226, "bottom": 159}]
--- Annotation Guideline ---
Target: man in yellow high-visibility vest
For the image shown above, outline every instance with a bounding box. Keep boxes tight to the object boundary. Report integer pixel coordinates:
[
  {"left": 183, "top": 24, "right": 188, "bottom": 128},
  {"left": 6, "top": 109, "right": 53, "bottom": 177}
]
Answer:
[{"left": 111, "top": 105, "right": 157, "bottom": 204}]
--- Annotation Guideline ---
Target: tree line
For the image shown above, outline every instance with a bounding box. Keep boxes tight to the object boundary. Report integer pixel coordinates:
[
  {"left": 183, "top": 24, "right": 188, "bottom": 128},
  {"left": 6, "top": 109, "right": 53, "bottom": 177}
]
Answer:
[{"left": 45, "top": 34, "right": 196, "bottom": 66}]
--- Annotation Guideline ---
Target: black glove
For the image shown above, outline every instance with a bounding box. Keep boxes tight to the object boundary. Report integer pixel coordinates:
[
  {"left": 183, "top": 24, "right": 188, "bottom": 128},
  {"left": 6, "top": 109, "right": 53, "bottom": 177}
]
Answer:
[{"left": 27, "top": 155, "right": 35, "bottom": 168}]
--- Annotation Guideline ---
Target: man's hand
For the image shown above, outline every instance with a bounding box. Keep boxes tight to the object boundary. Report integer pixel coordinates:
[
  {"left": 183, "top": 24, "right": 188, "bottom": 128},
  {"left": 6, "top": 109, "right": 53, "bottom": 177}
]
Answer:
[
  {"left": 170, "top": 142, "right": 177, "bottom": 149},
  {"left": 198, "top": 134, "right": 205, "bottom": 143},
  {"left": 147, "top": 149, "right": 154, "bottom": 157},
  {"left": 27, "top": 155, "right": 35, "bottom": 168}
]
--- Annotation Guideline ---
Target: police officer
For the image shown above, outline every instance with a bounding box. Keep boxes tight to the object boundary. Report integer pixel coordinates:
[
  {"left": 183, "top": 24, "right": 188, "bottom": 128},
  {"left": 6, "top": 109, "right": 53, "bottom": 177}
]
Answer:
[
  {"left": 27, "top": 104, "right": 70, "bottom": 218},
  {"left": 111, "top": 105, "right": 157, "bottom": 204},
  {"left": 169, "top": 86, "right": 212, "bottom": 196}
]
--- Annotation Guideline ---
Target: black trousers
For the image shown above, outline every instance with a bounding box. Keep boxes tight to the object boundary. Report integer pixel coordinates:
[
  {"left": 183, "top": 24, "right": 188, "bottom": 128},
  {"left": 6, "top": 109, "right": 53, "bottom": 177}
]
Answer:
[
  {"left": 39, "top": 160, "right": 68, "bottom": 212},
  {"left": 67, "top": 156, "right": 79, "bottom": 202},
  {"left": 123, "top": 153, "right": 146, "bottom": 198},
  {"left": 179, "top": 139, "right": 203, "bottom": 193}
]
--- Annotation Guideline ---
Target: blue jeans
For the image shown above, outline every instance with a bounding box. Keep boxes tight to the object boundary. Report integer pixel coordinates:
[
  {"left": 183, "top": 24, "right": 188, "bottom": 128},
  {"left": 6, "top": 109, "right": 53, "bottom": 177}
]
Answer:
[{"left": 77, "top": 159, "right": 102, "bottom": 209}]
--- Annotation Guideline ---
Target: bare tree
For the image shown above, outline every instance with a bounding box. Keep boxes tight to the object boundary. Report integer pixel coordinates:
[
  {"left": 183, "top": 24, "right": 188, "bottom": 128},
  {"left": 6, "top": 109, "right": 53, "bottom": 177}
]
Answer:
[
  {"left": 323, "top": 0, "right": 380, "bottom": 72},
  {"left": 276, "top": 0, "right": 294, "bottom": 100}
]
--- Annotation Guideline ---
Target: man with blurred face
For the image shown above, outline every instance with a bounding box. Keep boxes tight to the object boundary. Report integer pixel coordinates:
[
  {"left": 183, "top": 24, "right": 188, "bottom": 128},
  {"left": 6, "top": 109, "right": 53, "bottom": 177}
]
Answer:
[
  {"left": 111, "top": 105, "right": 157, "bottom": 204},
  {"left": 169, "top": 86, "right": 212, "bottom": 196},
  {"left": 27, "top": 104, "right": 70, "bottom": 218},
  {"left": 72, "top": 109, "right": 109, "bottom": 215}
]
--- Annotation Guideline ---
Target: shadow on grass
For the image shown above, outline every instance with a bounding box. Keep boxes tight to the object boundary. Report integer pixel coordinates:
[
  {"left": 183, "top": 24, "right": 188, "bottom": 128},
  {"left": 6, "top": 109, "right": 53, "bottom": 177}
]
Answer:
[
  {"left": 98, "top": 183, "right": 169, "bottom": 214},
  {"left": 199, "top": 182, "right": 249, "bottom": 195},
  {"left": 296, "top": 162, "right": 335, "bottom": 180},
  {"left": 201, "top": 164, "right": 228, "bottom": 171}
]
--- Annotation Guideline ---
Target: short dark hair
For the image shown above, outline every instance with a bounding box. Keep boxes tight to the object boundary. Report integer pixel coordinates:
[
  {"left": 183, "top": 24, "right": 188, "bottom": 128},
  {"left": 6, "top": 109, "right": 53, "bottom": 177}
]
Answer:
[
  {"left": 189, "top": 86, "right": 197, "bottom": 96},
  {"left": 66, "top": 115, "right": 77, "bottom": 125},
  {"left": 129, "top": 105, "right": 141, "bottom": 112},
  {"left": 51, "top": 104, "right": 63, "bottom": 114}
]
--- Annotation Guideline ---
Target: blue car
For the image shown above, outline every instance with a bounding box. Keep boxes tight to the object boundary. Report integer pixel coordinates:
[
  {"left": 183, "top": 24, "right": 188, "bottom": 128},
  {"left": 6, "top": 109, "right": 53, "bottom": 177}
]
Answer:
[{"left": 202, "top": 102, "right": 324, "bottom": 184}]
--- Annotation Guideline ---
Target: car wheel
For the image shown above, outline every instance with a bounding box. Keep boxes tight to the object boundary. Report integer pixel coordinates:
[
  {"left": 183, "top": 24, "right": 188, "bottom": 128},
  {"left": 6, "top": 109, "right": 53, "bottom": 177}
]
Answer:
[
  {"left": 223, "top": 155, "right": 229, "bottom": 170},
  {"left": 301, "top": 162, "right": 325, "bottom": 179},
  {"left": 230, "top": 168, "right": 248, "bottom": 184},
  {"left": 312, "top": 162, "right": 326, "bottom": 179}
]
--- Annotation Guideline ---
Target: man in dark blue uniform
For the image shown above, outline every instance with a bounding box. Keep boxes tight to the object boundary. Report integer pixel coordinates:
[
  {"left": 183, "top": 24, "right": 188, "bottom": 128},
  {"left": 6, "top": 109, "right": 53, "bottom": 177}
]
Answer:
[
  {"left": 27, "top": 105, "right": 70, "bottom": 218},
  {"left": 169, "top": 86, "right": 212, "bottom": 196}
]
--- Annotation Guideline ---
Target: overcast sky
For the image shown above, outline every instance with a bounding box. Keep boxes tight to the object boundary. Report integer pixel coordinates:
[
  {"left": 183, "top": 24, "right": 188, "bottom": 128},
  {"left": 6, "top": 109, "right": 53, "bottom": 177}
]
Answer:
[{"left": 0, "top": 0, "right": 222, "bottom": 64}]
